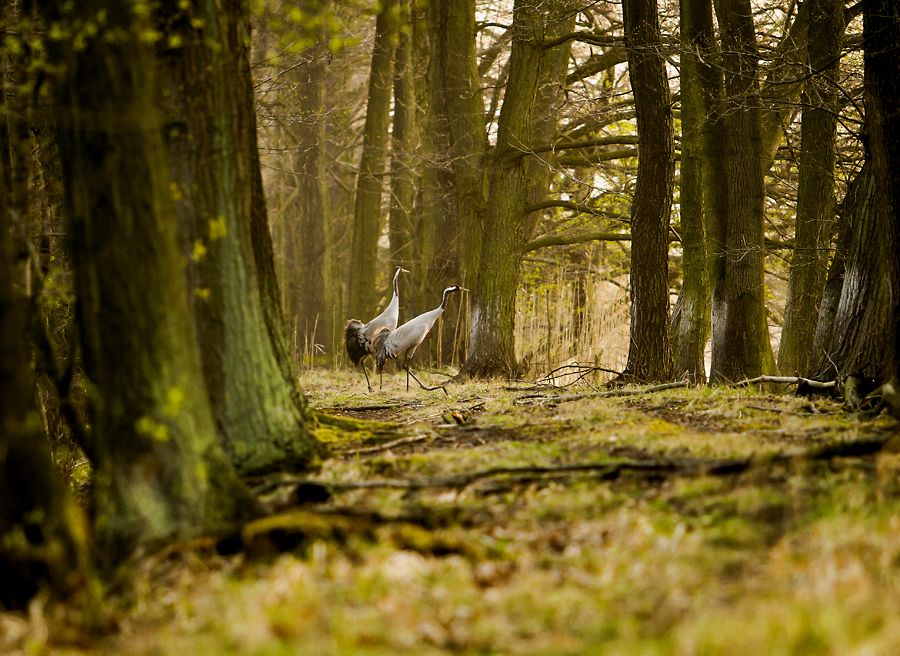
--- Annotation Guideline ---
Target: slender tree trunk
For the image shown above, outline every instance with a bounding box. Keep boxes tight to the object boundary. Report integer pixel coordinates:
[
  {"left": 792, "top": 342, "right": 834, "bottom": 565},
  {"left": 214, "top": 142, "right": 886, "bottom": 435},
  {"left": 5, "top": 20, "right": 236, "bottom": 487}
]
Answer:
[
  {"left": 1, "top": 52, "right": 91, "bottom": 603},
  {"left": 347, "top": 0, "right": 397, "bottom": 321},
  {"left": 709, "top": 0, "right": 770, "bottom": 383},
  {"left": 158, "top": 0, "right": 325, "bottom": 476},
  {"left": 622, "top": 0, "right": 675, "bottom": 383},
  {"left": 778, "top": 0, "right": 841, "bottom": 377},
  {"left": 288, "top": 32, "right": 331, "bottom": 357},
  {"left": 675, "top": 0, "right": 714, "bottom": 383},
  {"left": 41, "top": 0, "right": 257, "bottom": 561},
  {"left": 389, "top": 0, "right": 418, "bottom": 285},
  {"left": 864, "top": 0, "right": 900, "bottom": 381}
]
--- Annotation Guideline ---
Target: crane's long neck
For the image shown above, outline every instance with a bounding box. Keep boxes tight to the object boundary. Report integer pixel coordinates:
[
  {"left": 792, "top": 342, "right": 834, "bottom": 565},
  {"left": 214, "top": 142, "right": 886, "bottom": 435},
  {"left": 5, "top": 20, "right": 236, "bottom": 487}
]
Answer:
[{"left": 439, "top": 286, "right": 456, "bottom": 310}]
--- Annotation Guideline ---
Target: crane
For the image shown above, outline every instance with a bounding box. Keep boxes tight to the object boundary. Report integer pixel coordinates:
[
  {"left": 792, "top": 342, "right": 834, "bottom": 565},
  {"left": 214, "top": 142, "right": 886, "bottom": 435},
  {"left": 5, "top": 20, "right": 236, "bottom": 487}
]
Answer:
[
  {"left": 373, "top": 285, "right": 467, "bottom": 392},
  {"left": 344, "top": 265, "right": 409, "bottom": 391}
]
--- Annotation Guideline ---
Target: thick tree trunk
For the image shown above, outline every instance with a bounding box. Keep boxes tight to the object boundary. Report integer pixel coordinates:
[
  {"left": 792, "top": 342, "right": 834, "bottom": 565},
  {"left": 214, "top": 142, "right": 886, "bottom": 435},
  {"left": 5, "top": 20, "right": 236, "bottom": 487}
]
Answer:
[
  {"left": 675, "top": 0, "right": 714, "bottom": 383},
  {"left": 809, "top": 163, "right": 890, "bottom": 382},
  {"left": 347, "top": 0, "right": 397, "bottom": 321},
  {"left": 709, "top": 0, "right": 771, "bottom": 383},
  {"left": 42, "top": 0, "right": 257, "bottom": 561},
  {"left": 778, "top": 0, "right": 841, "bottom": 377},
  {"left": 864, "top": 0, "right": 900, "bottom": 381},
  {"left": 420, "top": 0, "right": 486, "bottom": 367},
  {"left": 158, "top": 0, "right": 325, "bottom": 476},
  {"left": 622, "top": 0, "right": 675, "bottom": 383},
  {"left": 459, "top": 0, "right": 572, "bottom": 379}
]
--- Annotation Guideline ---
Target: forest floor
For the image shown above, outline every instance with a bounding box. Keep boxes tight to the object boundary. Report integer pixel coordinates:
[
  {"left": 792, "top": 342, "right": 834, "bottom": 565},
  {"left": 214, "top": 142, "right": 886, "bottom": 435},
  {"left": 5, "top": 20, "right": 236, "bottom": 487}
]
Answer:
[{"left": 5, "top": 369, "right": 900, "bottom": 655}]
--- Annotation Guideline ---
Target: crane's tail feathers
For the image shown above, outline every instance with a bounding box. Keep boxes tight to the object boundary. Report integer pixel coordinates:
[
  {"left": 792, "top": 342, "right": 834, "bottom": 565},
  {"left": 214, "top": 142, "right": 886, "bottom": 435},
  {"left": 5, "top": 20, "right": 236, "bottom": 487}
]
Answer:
[
  {"left": 344, "top": 319, "right": 369, "bottom": 365},
  {"left": 372, "top": 326, "right": 394, "bottom": 368}
]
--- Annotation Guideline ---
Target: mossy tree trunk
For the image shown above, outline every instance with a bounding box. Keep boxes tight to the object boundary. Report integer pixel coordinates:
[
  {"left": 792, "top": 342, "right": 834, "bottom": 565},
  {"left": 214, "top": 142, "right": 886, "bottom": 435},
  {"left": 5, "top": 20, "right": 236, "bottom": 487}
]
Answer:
[
  {"left": 347, "top": 0, "right": 397, "bottom": 322},
  {"left": 459, "top": 0, "right": 570, "bottom": 379},
  {"left": 674, "top": 0, "right": 714, "bottom": 383},
  {"left": 778, "top": 0, "right": 842, "bottom": 377},
  {"left": 40, "top": 0, "right": 258, "bottom": 562},
  {"left": 621, "top": 0, "right": 675, "bottom": 383},
  {"left": 709, "top": 0, "right": 770, "bottom": 383},
  {"left": 156, "top": 0, "right": 325, "bottom": 476}
]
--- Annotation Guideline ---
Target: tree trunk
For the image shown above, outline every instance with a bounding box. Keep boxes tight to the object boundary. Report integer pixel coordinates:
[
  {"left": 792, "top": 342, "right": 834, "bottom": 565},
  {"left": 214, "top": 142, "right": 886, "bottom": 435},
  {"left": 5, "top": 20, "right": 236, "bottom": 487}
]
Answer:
[
  {"left": 347, "top": 0, "right": 397, "bottom": 321},
  {"left": 287, "top": 31, "right": 331, "bottom": 358},
  {"left": 1, "top": 56, "right": 91, "bottom": 604},
  {"left": 389, "top": 0, "right": 418, "bottom": 286},
  {"left": 458, "top": 0, "right": 572, "bottom": 379},
  {"left": 420, "top": 0, "right": 486, "bottom": 367},
  {"left": 675, "top": 0, "right": 714, "bottom": 383},
  {"left": 864, "top": 0, "right": 900, "bottom": 381},
  {"left": 709, "top": 0, "right": 771, "bottom": 383},
  {"left": 157, "top": 0, "right": 325, "bottom": 476},
  {"left": 809, "top": 163, "right": 890, "bottom": 382},
  {"left": 622, "top": 0, "right": 675, "bottom": 383},
  {"left": 41, "top": 0, "right": 257, "bottom": 561},
  {"left": 778, "top": 0, "right": 841, "bottom": 377}
]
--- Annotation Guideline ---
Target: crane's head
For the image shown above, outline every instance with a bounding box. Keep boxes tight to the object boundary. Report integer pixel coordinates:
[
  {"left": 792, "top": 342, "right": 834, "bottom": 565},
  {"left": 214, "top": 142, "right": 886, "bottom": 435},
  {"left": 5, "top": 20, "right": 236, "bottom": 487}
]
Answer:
[
  {"left": 445, "top": 285, "right": 468, "bottom": 294},
  {"left": 393, "top": 266, "right": 410, "bottom": 278}
]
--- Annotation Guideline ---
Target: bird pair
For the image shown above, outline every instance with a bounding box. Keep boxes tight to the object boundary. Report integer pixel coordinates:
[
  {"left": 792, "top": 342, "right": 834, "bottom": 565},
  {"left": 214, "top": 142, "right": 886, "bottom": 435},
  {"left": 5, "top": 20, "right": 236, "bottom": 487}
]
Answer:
[{"left": 344, "top": 266, "right": 467, "bottom": 392}]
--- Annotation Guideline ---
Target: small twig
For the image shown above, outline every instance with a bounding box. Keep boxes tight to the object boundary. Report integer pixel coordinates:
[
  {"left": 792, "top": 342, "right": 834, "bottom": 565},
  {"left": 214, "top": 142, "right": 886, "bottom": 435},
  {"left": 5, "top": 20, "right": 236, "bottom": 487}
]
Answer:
[{"left": 734, "top": 376, "right": 836, "bottom": 389}]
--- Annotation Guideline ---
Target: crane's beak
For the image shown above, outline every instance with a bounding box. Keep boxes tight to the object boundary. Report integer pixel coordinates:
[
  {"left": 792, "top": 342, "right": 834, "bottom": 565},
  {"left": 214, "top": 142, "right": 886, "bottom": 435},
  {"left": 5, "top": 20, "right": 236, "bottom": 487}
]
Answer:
[
  {"left": 459, "top": 287, "right": 469, "bottom": 292},
  {"left": 401, "top": 268, "right": 410, "bottom": 274}
]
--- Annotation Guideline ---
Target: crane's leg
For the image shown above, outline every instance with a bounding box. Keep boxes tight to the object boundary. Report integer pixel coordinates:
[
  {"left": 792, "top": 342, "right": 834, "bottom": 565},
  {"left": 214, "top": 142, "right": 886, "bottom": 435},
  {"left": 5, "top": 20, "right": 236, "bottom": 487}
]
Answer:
[
  {"left": 404, "top": 364, "right": 450, "bottom": 397},
  {"left": 361, "top": 356, "right": 373, "bottom": 392}
]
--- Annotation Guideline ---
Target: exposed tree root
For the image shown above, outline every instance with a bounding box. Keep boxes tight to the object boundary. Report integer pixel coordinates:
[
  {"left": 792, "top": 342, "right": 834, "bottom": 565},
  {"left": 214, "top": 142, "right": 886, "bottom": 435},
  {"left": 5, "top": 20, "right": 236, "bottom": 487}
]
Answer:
[{"left": 254, "top": 431, "right": 895, "bottom": 501}]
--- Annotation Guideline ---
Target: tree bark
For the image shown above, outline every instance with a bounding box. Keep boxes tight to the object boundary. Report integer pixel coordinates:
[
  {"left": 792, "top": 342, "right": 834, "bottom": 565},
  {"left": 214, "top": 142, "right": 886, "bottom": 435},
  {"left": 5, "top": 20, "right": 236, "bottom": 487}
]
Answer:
[
  {"left": 675, "top": 0, "right": 715, "bottom": 383},
  {"left": 41, "top": 0, "right": 257, "bottom": 561},
  {"left": 458, "top": 0, "right": 573, "bottom": 379},
  {"left": 709, "top": 0, "right": 771, "bottom": 383},
  {"left": 809, "top": 163, "right": 890, "bottom": 382},
  {"left": 778, "top": 0, "right": 842, "bottom": 377},
  {"left": 347, "top": 0, "right": 397, "bottom": 321},
  {"left": 157, "top": 0, "right": 325, "bottom": 476},
  {"left": 286, "top": 29, "right": 331, "bottom": 358},
  {"left": 863, "top": 0, "right": 900, "bottom": 381},
  {"left": 420, "top": 0, "right": 486, "bottom": 367},
  {"left": 622, "top": 0, "right": 675, "bottom": 383},
  {"left": 1, "top": 46, "right": 91, "bottom": 603}
]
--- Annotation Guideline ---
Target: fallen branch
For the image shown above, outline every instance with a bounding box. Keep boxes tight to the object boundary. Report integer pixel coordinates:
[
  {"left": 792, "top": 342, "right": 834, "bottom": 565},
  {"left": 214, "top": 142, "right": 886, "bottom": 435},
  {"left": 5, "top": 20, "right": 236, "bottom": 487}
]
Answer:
[
  {"left": 519, "top": 380, "right": 690, "bottom": 404},
  {"left": 734, "top": 376, "right": 836, "bottom": 389}
]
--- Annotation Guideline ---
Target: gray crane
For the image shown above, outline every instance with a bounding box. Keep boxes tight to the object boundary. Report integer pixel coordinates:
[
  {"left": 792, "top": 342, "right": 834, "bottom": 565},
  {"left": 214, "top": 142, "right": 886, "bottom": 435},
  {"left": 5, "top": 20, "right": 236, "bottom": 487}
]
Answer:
[
  {"left": 373, "top": 285, "right": 467, "bottom": 392},
  {"left": 344, "top": 265, "right": 409, "bottom": 391}
]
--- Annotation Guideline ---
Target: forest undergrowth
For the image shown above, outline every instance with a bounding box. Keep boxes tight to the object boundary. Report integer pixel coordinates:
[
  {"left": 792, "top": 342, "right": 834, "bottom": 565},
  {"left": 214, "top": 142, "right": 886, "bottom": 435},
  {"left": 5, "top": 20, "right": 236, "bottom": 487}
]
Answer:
[{"left": 4, "top": 369, "right": 900, "bottom": 656}]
